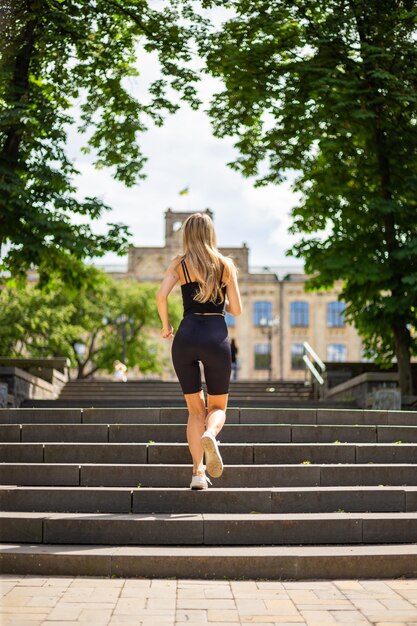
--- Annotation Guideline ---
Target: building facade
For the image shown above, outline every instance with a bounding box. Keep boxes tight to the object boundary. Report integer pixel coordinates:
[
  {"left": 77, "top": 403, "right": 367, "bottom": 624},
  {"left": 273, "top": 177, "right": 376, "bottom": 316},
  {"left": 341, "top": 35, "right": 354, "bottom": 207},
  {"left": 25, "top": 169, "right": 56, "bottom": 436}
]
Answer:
[{"left": 121, "top": 209, "right": 364, "bottom": 381}]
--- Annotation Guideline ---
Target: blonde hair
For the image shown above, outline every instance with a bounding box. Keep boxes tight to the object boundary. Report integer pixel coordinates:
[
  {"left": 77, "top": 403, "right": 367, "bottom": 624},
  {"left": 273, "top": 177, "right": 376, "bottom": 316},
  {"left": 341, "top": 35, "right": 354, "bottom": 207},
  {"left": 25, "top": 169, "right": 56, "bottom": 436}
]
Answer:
[{"left": 176, "top": 213, "right": 234, "bottom": 304}]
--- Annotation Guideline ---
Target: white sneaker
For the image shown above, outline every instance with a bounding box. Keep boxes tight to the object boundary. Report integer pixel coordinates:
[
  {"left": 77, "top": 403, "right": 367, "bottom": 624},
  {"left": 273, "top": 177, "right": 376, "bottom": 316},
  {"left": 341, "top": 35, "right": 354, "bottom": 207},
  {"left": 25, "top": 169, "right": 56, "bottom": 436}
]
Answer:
[
  {"left": 201, "top": 431, "right": 224, "bottom": 478},
  {"left": 190, "top": 472, "right": 212, "bottom": 490}
]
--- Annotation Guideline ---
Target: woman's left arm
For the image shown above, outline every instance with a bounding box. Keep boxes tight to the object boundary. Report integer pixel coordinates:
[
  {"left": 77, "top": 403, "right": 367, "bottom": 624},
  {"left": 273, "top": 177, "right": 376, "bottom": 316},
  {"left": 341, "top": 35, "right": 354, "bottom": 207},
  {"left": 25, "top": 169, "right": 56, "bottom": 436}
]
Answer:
[{"left": 156, "top": 259, "right": 180, "bottom": 339}]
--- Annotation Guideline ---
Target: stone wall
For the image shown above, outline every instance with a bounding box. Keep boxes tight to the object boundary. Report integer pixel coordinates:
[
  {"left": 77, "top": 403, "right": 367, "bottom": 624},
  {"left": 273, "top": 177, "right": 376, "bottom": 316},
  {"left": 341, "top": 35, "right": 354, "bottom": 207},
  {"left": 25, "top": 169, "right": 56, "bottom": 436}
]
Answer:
[{"left": 0, "top": 358, "right": 69, "bottom": 407}]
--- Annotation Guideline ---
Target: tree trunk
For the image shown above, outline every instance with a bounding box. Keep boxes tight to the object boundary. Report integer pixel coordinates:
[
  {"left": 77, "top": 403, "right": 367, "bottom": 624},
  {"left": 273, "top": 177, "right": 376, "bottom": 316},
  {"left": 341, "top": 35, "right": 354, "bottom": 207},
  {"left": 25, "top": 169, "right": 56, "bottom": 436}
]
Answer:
[
  {"left": 76, "top": 363, "right": 100, "bottom": 379},
  {"left": 77, "top": 363, "right": 87, "bottom": 379},
  {"left": 393, "top": 322, "right": 413, "bottom": 396},
  {"left": 356, "top": 13, "right": 414, "bottom": 401},
  {"left": 0, "top": 7, "right": 37, "bottom": 224},
  {"left": 375, "top": 119, "right": 413, "bottom": 398}
]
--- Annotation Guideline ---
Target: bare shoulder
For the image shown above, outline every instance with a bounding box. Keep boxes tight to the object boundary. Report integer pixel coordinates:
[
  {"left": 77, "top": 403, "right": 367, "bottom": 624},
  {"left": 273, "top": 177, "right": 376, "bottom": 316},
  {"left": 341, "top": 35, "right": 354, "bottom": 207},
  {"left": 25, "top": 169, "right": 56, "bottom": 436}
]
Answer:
[
  {"left": 221, "top": 256, "right": 237, "bottom": 284},
  {"left": 170, "top": 253, "right": 183, "bottom": 264},
  {"left": 223, "top": 256, "right": 236, "bottom": 269},
  {"left": 166, "top": 254, "right": 183, "bottom": 277}
]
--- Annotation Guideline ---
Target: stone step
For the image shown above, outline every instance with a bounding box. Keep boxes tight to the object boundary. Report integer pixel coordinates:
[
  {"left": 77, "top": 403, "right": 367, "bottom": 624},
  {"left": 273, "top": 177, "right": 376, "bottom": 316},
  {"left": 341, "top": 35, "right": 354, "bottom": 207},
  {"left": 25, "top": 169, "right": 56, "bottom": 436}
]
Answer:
[
  {"left": 63, "top": 378, "right": 286, "bottom": 380},
  {"left": 2, "top": 543, "right": 416, "bottom": 578},
  {"left": 59, "top": 394, "right": 312, "bottom": 400},
  {"left": 1, "top": 422, "right": 417, "bottom": 443},
  {"left": 60, "top": 382, "right": 308, "bottom": 390},
  {"left": 2, "top": 407, "right": 417, "bottom": 425},
  {"left": 2, "top": 511, "right": 417, "bottom": 545},
  {"left": 61, "top": 387, "right": 306, "bottom": 391},
  {"left": 23, "top": 399, "right": 357, "bottom": 408},
  {"left": 60, "top": 387, "right": 310, "bottom": 392},
  {"left": 63, "top": 381, "right": 305, "bottom": 387},
  {"left": 1, "top": 485, "right": 416, "bottom": 513},
  {"left": 59, "top": 394, "right": 312, "bottom": 401},
  {"left": 0, "top": 409, "right": 83, "bottom": 424},
  {"left": 1, "top": 442, "right": 417, "bottom": 464},
  {"left": 1, "top": 462, "right": 417, "bottom": 487},
  {"left": 3, "top": 404, "right": 416, "bottom": 580}
]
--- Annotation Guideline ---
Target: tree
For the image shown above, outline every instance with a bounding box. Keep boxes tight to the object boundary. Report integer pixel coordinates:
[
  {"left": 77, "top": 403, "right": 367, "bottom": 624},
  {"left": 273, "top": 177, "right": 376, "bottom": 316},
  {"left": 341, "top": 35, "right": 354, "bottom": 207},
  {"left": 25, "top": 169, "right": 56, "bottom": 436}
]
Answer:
[
  {"left": 69, "top": 276, "right": 183, "bottom": 379},
  {"left": 198, "top": 0, "right": 417, "bottom": 394},
  {"left": 0, "top": 0, "right": 201, "bottom": 282},
  {"left": 0, "top": 268, "right": 182, "bottom": 378},
  {"left": 0, "top": 278, "right": 76, "bottom": 357}
]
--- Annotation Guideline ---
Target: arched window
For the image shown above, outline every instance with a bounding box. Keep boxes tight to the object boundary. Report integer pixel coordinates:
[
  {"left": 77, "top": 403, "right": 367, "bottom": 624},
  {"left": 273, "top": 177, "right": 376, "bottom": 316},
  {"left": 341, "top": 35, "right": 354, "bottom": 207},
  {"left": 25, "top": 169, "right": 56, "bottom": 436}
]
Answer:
[
  {"left": 291, "top": 343, "right": 305, "bottom": 370},
  {"left": 327, "top": 301, "right": 346, "bottom": 327},
  {"left": 290, "top": 301, "right": 309, "bottom": 327},
  {"left": 253, "top": 301, "right": 272, "bottom": 326},
  {"left": 225, "top": 312, "right": 235, "bottom": 327},
  {"left": 254, "top": 343, "right": 271, "bottom": 370},
  {"left": 327, "top": 344, "right": 347, "bottom": 362}
]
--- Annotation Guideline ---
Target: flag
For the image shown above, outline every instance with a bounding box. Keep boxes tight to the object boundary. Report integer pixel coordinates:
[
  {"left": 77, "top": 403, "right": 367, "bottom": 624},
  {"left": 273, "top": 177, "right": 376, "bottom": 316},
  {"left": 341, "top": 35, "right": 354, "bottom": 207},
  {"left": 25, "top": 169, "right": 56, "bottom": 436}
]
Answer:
[{"left": 179, "top": 187, "right": 189, "bottom": 196}]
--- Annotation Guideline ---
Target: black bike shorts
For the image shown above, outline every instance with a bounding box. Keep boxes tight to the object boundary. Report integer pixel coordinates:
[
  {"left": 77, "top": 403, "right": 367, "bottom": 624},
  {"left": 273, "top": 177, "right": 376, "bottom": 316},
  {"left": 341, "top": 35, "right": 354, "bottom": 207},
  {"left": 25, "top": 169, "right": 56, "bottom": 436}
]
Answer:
[{"left": 171, "top": 313, "right": 232, "bottom": 395}]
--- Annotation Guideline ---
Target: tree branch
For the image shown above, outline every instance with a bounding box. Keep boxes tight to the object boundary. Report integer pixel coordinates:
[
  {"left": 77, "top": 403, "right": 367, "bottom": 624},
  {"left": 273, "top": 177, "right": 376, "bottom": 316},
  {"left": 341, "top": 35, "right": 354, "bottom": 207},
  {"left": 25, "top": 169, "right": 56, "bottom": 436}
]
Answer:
[
  {"left": 101, "top": 0, "right": 153, "bottom": 39},
  {"left": 81, "top": 328, "right": 100, "bottom": 368},
  {"left": 83, "top": 364, "right": 101, "bottom": 379}
]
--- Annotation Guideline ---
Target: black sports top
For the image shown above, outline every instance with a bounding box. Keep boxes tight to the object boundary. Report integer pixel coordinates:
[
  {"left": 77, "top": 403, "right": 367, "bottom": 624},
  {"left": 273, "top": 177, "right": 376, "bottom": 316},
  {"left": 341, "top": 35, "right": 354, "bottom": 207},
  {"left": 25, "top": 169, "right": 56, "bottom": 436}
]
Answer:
[{"left": 180, "top": 259, "right": 227, "bottom": 316}]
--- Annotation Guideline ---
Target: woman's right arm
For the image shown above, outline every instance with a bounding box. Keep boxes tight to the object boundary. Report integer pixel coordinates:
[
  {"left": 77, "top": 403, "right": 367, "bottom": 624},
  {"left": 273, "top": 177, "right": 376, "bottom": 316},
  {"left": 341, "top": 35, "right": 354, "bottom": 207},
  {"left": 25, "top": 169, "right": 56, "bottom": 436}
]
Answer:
[
  {"left": 225, "top": 261, "right": 242, "bottom": 316},
  {"left": 156, "top": 257, "right": 180, "bottom": 338}
]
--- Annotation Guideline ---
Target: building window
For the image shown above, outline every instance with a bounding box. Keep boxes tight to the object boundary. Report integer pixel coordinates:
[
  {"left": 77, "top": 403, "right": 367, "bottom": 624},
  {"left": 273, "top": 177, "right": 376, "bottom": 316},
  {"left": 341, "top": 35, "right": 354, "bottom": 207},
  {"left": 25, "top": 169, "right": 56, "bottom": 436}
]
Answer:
[
  {"left": 254, "top": 343, "right": 271, "bottom": 370},
  {"left": 225, "top": 312, "right": 235, "bottom": 327},
  {"left": 327, "top": 343, "right": 347, "bottom": 362},
  {"left": 327, "top": 301, "right": 346, "bottom": 327},
  {"left": 290, "top": 301, "right": 309, "bottom": 327},
  {"left": 253, "top": 301, "right": 272, "bottom": 326},
  {"left": 291, "top": 343, "right": 305, "bottom": 370}
]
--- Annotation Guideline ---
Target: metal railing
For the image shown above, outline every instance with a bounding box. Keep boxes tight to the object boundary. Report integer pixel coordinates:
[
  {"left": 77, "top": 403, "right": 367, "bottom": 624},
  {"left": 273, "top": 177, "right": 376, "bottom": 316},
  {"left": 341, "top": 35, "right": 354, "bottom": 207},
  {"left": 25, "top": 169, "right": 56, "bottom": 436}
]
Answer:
[{"left": 303, "top": 342, "right": 326, "bottom": 395}]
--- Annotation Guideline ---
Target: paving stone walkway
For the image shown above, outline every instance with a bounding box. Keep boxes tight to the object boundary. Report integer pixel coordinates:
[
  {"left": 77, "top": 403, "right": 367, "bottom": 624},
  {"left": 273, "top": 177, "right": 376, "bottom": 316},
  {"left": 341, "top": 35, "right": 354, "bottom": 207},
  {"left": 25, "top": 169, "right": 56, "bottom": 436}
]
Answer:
[{"left": 2, "top": 575, "right": 417, "bottom": 625}]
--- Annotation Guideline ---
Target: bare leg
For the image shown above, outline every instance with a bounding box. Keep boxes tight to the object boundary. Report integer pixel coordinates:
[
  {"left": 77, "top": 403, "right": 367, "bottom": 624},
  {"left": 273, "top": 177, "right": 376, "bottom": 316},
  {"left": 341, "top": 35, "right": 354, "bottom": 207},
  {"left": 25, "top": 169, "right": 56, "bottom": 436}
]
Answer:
[
  {"left": 205, "top": 393, "right": 228, "bottom": 437},
  {"left": 184, "top": 390, "right": 206, "bottom": 474}
]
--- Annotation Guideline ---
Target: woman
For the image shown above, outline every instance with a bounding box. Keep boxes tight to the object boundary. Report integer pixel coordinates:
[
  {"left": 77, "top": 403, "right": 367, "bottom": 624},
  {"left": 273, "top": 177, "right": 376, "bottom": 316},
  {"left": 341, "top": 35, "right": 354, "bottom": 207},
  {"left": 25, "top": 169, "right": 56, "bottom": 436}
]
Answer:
[
  {"left": 156, "top": 212, "right": 242, "bottom": 490},
  {"left": 230, "top": 339, "right": 238, "bottom": 382},
  {"left": 113, "top": 360, "right": 127, "bottom": 382}
]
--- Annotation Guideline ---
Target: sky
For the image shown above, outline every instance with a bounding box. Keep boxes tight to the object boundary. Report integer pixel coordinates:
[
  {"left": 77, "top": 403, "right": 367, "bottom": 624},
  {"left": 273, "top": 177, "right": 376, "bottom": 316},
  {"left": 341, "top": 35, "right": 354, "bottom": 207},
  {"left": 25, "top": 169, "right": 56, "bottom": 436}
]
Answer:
[{"left": 66, "top": 27, "right": 304, "bottom": 272}]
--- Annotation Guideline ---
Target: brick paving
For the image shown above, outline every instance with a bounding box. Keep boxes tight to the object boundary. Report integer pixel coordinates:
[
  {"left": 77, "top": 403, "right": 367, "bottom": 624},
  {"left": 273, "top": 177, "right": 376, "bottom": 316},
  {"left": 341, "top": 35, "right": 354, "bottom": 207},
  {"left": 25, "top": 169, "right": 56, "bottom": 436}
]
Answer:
[{"left": 2, "top": 576, "right": 417, "bottom": 625}]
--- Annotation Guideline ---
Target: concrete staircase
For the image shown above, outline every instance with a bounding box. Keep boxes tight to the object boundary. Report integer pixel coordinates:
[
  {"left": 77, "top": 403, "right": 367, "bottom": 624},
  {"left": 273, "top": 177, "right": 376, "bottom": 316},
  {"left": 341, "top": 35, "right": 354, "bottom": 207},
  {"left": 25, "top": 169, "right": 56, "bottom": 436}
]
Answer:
[
  {"left": 23, "top": 379, "right": 319, "bottom": 408},
  {"left": 1, "top": 406, "right": 417, "bottom": 579}
]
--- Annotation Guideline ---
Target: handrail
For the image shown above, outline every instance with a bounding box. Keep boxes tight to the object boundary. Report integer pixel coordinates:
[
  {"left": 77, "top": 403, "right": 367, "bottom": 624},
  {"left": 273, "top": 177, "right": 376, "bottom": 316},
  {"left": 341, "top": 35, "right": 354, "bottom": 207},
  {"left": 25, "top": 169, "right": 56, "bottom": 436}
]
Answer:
[
  {"left": 302, "top": 355, "right": 324, "bottom": 385},
  {"left": 303, "top": 341, "right": 326, "bottom": 395},
  {"left": 303, "top": 342, "right": 326, "bottom": 372}
]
